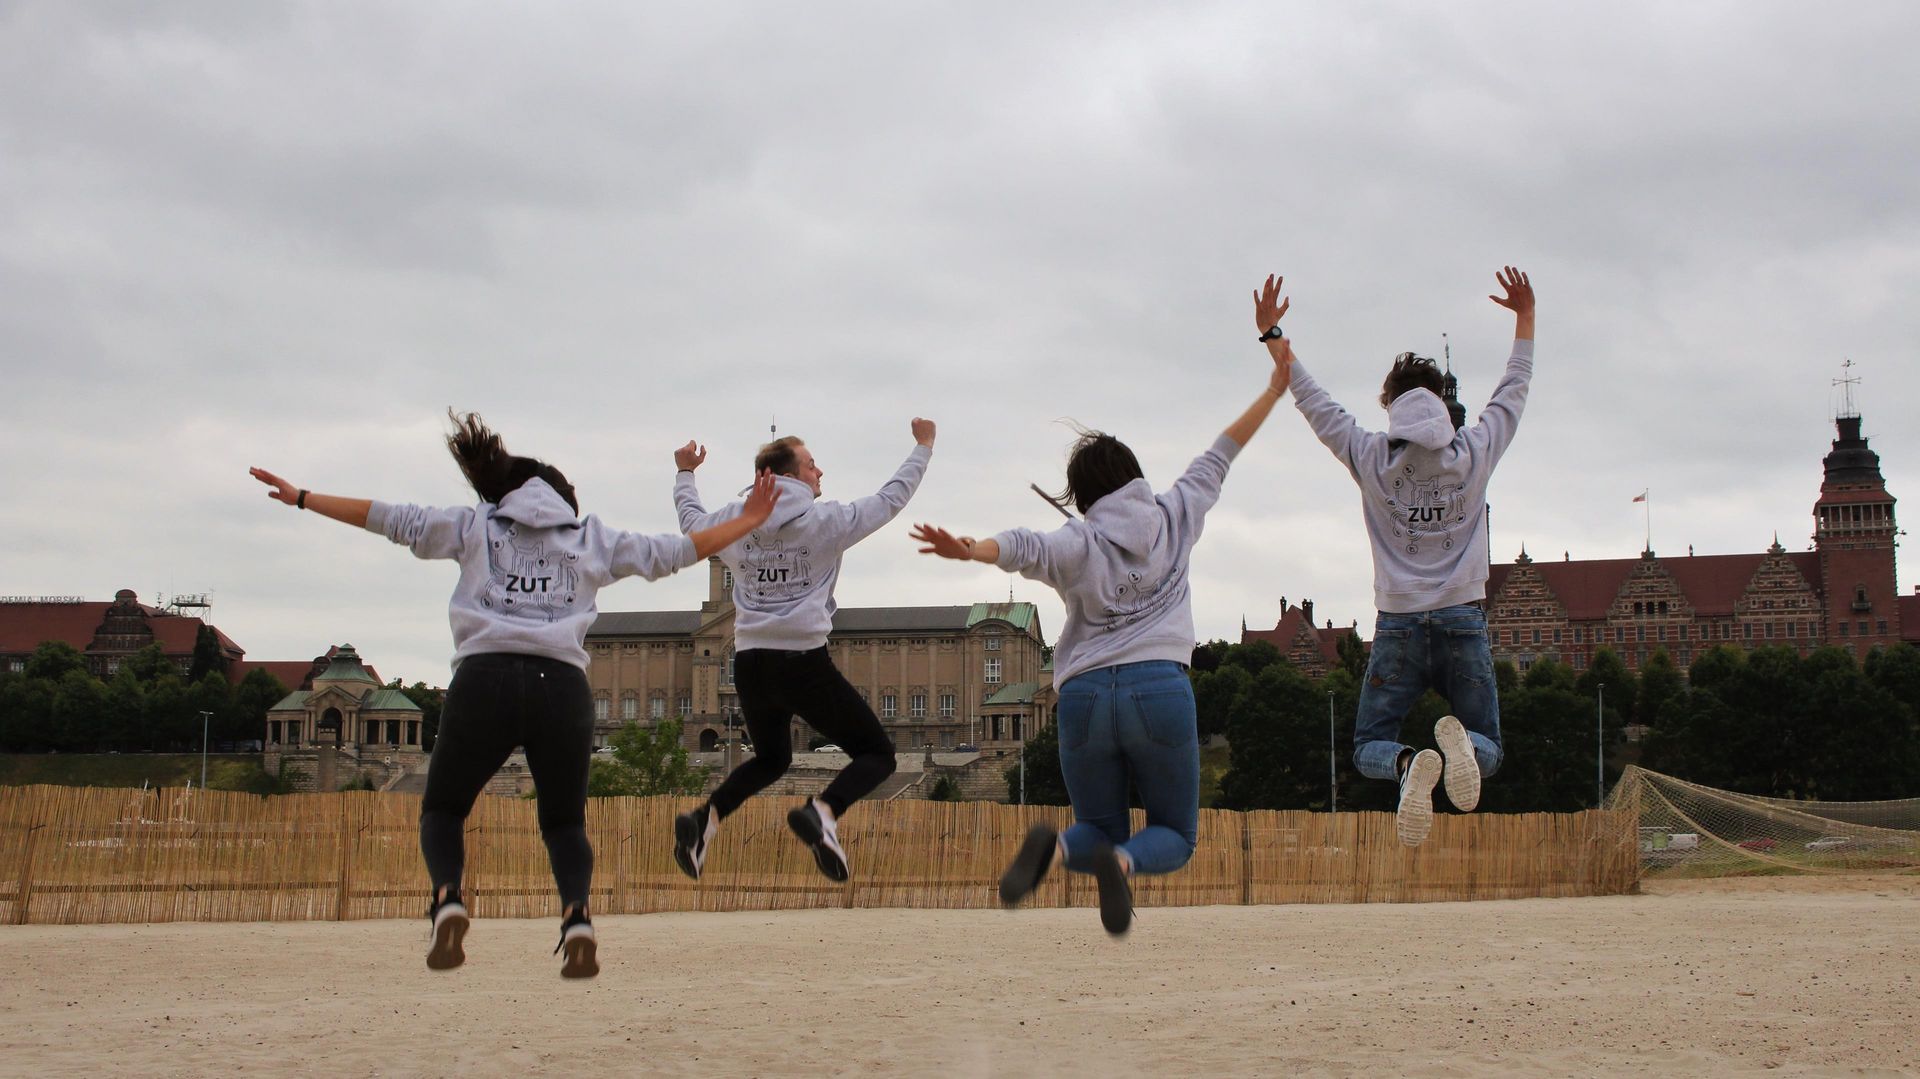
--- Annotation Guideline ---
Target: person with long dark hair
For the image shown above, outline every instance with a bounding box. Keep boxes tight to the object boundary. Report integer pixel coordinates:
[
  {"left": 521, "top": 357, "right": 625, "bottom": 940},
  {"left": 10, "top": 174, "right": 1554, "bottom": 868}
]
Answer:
[
  {"left": 249, "top": 412, "right": 779, "bottom": 977},
  {"left": 668, "top": 419, "right": 934, "bottom": 884},
  {"left": 908, "top": 280, "right": 1293, "bottom": 936}
]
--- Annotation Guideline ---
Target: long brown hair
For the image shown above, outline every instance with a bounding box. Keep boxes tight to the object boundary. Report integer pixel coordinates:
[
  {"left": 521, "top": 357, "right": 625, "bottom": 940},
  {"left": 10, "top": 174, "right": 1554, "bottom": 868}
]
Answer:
[
  {"left": 1054, "top": 427, "right": 1144, "bottom": 514},
  {"left": 445, "top": 410, "right": 579, "bottom": 513}
]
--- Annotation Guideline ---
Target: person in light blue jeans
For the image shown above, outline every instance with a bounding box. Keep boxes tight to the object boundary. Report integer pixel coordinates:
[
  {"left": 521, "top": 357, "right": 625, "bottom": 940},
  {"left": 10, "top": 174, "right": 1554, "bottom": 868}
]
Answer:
[{"left": 910, "top": 275, "right": 1296, "bottom": 936}]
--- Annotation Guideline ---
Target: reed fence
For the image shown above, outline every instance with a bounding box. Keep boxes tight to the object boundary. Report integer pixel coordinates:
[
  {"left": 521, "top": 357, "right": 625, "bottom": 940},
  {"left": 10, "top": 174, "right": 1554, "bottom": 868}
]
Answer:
[{"left": 0, "top": 784, "right": 1638, "bottom": 925}]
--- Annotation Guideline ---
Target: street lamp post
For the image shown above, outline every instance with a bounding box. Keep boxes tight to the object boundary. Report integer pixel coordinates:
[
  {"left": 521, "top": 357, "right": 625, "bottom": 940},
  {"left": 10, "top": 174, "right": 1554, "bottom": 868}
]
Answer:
[
  {"left": 1328, "top": 690, "right": 1337, "bottom": 814},
  {"left": 197, "top": 710, "right": 213, "bottom": 792},
  {"left": 1596, "top": 683, "right": 1606, "bottom": 808}
]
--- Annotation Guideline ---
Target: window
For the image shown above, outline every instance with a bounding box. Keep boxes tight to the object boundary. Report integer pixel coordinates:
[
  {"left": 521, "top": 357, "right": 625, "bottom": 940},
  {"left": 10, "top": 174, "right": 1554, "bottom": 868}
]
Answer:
[
  {"left": 1614, "top": 627, "right": 1625, "bottom": 643},
  {"left": 1743, "top": 623, "right": 1754, "bottom": 640},
  {"left": 1839, "top": 621, "right": 1850, "bottom": 637},
  {"left": 678, "top": 694, "right": 691, "bottom": 716},
  {"left": 7, "top": 659, "right": 21, "bottom": 673},
  {"left": 1765, "top": 622, "right": 1776, "bottom": 639},
  {"left": 984, "top": 636, "right": 1001, "bottom": 651},
  {"left": 1858, "top": 619, "right": 1870, "bottom": 635},
  {"left": 940, "top": 693, "right": 956, "bottom": 717},
  {"left": 1680, "top": 649, "right": 1691, "bottom": 665},
  {"left": 722, "top": 569, "right": 734, "bottom": 591},
  {"left": 1552, "top": 628, "right": 1562, "bottom": 644},
  {"left": 1678, "top": 626, "right": 1688, "bottom": 641},
  {"left": 1657, "top": 626, "right": 1666, "bottom": 642},
  {"left": 1636, "top": 626, "right": 1646, "bottom": 643},
  {"left": 1787, "top": 622, "right": 1797, "bottom": 639},
  {"left": 650, "top": 698, "right": 666, "bottom": 719},
  {"left": 984, "top": 658, "right": 1002, "bottom": 684},
  {"left": 1531, "top": 628, "right": 1541, "bottom": 644},
  {"left": 941, "top": 731, "right": 954, "bottom": 747},
  {"left": 1879, "top": 620, "right": 1890, "bottom": 635},
  {"left": 911, "top": 694, "right": 927, "bottom": 718},
  {"left": 909, "top": 731, "right": 924, "bottom": 748},
  {"left": 594, "top": 698, "right": 610, "bottom": 721},
  {"left": 881, "top": 694, "right": 898, "bottom": 718},
  {"left": 724, "top": 647, "right": 735, "bottom": 685},
  {"left": 621, "top": 697, "right": 638, "bottom": 721}
]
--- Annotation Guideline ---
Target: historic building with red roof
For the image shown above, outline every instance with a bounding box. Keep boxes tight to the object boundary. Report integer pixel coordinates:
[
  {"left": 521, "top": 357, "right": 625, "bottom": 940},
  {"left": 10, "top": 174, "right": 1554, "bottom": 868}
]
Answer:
[
  {"left": 0, "top": 588, "right": 244, "bottom": 678},
  {"left": 1486, "top": 408, "right": 1909, "bottom": 673},
  {"left": 1240, "top": 597, "right": 1362, "bottom": 678}
]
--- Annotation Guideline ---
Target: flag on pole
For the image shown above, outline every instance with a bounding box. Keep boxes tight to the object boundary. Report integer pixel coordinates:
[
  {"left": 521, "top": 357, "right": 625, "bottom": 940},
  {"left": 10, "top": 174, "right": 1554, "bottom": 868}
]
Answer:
[{"left": 1631, "top": 490, "right": 1648, "bottom": 503}]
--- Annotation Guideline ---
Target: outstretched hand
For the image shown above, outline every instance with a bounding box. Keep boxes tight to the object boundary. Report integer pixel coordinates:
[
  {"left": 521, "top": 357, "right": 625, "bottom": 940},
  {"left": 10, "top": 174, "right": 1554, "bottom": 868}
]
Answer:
[
  {"left": 1253, "top": 274, "right": 1290, "bottom": 333},
  {"left": 249, "top": 467, "right": 299, "bottom": 507},
  {"left": 910, "top": 523, "right": 975, "bottom": 561},
  {"left": 674, "top": 440, "right": 707, "bottom": 471},
  {"left": 912, "top": 417, "right": 936, "bottom": 447},
  {"left": 1489, "top": 266, "right": 1534, "bottom": 315},
  {"left": 739, "top": 469, "right": 782, "bottom": 524}
]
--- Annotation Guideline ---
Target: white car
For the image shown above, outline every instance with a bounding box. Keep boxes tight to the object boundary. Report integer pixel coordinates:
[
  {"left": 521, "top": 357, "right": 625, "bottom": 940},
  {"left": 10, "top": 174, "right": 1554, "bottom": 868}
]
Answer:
[
  {"left": 813, "top": 744, "right": 842, "bottom": 753},
  {"left": 1805, "top": 836, "right": 1854, "bottom": 852}
]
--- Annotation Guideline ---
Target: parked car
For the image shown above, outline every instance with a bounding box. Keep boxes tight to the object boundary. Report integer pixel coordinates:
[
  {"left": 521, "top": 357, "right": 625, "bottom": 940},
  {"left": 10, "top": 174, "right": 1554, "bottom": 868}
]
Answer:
[
  {"left": 1737, "top": 837, "right": 1779, "bottom": 852},
  {"left": 813, "top": 744, "right": 842, "bottom": 754},
  {"left": 954, "top": 743, "right": 978, "bottom": 753},
  {"left": 1805, "top": 836, "right": 1855, "bottom": 853}
]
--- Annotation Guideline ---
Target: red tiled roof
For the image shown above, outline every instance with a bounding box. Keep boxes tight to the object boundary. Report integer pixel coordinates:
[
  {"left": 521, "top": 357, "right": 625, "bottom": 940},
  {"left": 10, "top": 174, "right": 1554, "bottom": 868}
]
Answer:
[
  {"left": 1488, "top": 550, "right": 1823, "bottom": 620},
  {"left": 232, "top": 660, "right": 323, "bottom": 691},
  {"left": 1242, "top": 605, "right": 1348, "bottom": 668},
  {"left": 0, "top": 599, "right": 242, "bottom": 658}
]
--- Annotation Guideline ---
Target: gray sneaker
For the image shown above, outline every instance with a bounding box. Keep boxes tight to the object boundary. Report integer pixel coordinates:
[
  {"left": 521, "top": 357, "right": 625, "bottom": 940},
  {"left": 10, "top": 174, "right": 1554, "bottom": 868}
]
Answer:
[
  {"left": 1433, "top": 716, "right": 1482, "bottom": 812},
  {"left": 1396, "top": 749, "right": 1444, "bottom": 847}
]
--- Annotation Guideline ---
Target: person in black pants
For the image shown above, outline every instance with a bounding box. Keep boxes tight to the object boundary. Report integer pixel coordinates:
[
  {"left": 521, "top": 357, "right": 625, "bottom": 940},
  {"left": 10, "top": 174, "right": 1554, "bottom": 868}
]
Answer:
[
  {"left": 252, "top": 412, "right": 779, "bottom": 976},
  {"left": 670, "top": 419, "right": 934, "bottom": 881}
]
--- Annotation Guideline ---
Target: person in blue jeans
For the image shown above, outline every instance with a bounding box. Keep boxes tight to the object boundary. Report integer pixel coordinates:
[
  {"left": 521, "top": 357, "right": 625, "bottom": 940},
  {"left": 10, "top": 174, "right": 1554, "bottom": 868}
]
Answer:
[
  {"left": 1282, "top": 267, "right": 1536, "bottom": 845},
  {"left": 910, "top": 276, "right": 1295, "bottom": 935}
]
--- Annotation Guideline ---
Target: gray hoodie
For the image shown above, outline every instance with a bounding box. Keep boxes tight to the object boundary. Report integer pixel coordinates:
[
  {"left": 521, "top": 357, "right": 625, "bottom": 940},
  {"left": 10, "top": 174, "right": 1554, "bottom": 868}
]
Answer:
[
  {"left": 675, "top": 444, "right": 931, "bottom": 651},
  {"left": 366, "top": 477, "right": 697, "bottom": 670},
  {"left": 1289, "top": 340, "right": 1534, "bottom": 613},
  {"left": 993, "top": 434, "right": 1241, "bottom": 689}
]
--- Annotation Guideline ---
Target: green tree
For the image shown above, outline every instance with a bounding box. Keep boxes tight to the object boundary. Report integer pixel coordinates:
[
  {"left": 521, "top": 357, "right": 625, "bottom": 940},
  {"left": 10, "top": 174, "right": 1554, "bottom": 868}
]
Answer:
[
  {"left": 1004, "top": 721, "right": 1069, "bottom": 805},
  {"left": 123, "top": 643, "right": 178, "bottom": 686},
  {"left": 1222, "top": 639, "right": 1283, "bottom": 677},
  {"left": 1577, "top": 647, "right": 1635, "bottom": 723},
  {"left": 1482, "top": 675, "right": 1622, "bottom": 812},
  {"left": 102, "top": 669, "right": 148, "bottom": 750},
  {"left": 1637, "top": 649, "right": 1684, "bottom": 728},
  {"left": 1191, "top": 664, "right": 1252, "bottom": 743},
  {"left": 23, "top": 641, "right": 87, "bottom": 682},
  {"left": 927, "top": 774, "right": 962, "bottom": 802},
  {"left": 1334, "top": 628, "right": 1369, "bottom": 680},
  {"left": 1190, "top": 639, "right": 1231, "bottom": 674},
  {"left": 1216, "top": 661, "right": 1328, "bottom": 810},
  {"left": 388, "top": 680, "right": 444, "bottom": 751},
  {"left": 51, "top": 669, "right": 109, "bottom": 753},
  {"left": 229, "top": 669, "right": 291, "bottom": 747},
  {"left": 188, "top": 625, "right": 229, "bottom": 683},
  {"left": 586, "top": 719, "right": 710, "bottom": 797}
]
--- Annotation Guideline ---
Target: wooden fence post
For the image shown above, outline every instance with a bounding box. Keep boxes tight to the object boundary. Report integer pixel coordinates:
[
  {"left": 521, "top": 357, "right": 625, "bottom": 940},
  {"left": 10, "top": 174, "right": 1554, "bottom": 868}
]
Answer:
[
  {"left": 1240, "top": 812, "right": 1253, "bottom": 906},
  {"left": 334, "top": 796, "right": 352, "bottom": 921}
]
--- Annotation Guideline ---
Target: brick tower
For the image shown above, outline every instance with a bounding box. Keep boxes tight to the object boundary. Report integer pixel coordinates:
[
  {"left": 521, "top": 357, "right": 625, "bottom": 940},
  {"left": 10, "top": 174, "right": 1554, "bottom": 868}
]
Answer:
[{"left": 1812, "top": 364, "right": 1900, "bottom": 654}]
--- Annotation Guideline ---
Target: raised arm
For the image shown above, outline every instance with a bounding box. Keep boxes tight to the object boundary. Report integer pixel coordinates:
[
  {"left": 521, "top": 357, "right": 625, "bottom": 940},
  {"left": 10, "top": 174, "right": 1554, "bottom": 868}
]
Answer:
[
  {"left": 837, "top": 419, "right": 935, "bottom": 544},
  {"left": 1470, "top": 266, "right": 1537, "bottom": 463},
  {"left": 671, "top": 439, "right": 738, "bottom": 533},
  {"left": 1489, "top": 265, "right": 1535, "bottom": 342},
  {"left": 252, "top": 466, "right": 474, "bottom": 560},
  {"left": 910, "top": 524, "right": 1000, "bottom": 565},
  {"left": 250, "top": 467, "right": 372, "bottom": 529},
  {"left": 1223, "top": 273, "right": 1295, "bottom": 448}
]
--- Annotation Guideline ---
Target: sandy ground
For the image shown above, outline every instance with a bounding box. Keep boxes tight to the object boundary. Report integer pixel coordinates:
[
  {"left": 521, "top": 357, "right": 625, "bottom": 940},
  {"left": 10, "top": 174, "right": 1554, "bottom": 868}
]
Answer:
[{"left": 2, "top": 875, "right": 1916, "bottom": 1078}]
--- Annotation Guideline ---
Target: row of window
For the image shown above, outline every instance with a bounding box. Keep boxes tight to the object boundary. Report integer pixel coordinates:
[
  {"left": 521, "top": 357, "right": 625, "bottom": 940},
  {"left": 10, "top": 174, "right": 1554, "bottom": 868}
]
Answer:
[{"left": 1500, "top": 617, "right": 1892, "bottom": 648}]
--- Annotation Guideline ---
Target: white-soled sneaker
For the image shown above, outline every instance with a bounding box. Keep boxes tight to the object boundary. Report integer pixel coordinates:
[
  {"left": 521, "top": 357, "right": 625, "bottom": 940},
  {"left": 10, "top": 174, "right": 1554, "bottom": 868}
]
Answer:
[
  {"left": 787, "top": 798, "right": 850, "bottom": 882},
  {"left": 1396, "top": 749, "right": 1444, "bottom": 848},
  {"left": 1433, "top": 716, "right": 1482, "bottom": 812},
  {"left": 426, "top": 895, "right": 469, "bottom": 971},
  {"left": 674, "top": 803, "right": 718, "bottom": 880},
  {"left": 555, "top": 914, "right": 598, "bottom": 980}
]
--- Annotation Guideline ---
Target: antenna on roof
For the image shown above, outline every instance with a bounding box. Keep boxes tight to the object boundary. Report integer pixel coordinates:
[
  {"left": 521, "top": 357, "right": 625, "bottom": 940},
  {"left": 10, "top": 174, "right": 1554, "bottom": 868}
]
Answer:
[
  {"left": 1442, "top": 332, "right": 1451, "bottom": 374},
  {"left": 1833, "top": 358, "right": 1861, "bottom": 419}
]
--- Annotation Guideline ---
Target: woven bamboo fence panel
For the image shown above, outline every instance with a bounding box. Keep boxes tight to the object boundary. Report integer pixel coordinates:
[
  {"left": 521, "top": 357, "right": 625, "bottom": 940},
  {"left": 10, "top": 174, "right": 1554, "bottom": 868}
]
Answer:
[{"left": 0, "top": 785, "right": 1638, "bottom": 925}]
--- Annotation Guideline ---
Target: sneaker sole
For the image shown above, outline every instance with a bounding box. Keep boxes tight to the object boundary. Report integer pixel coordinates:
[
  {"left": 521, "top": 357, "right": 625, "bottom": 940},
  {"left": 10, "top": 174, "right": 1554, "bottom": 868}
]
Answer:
[
  {"left": 787, "top": 806, "right": 849, "bottom": 883},
  {"left": 673, "top": 813, "right": 704, "bottom": 881},
  {"left": 1091, "top": 845, "right": 1132, "bottom": 937},
  {"left": 427, "top": 910, "right": 469, "bottom": 971},
  {"left": 560, "top": 935, "right": 598, "bottom": 980},
  {"left": 999, "top": 824, "right": 1057, "bottom": 907},
  {"left": 1434, "top": 716, "right": 1482, "bottom": 812},
  {"left": 1397, "top": 749, "right": 1443, "bottom": 847}
]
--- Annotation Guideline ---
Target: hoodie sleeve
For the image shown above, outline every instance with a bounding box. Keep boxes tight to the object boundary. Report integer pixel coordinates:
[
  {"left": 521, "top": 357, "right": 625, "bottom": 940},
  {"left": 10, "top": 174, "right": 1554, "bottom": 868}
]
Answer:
[
  {"left": 1162, "top": 433, "right": 1241, "bottom": 541},
  {"left": 673, "top": 470, "right": 739, "bottom": 534},
  {"left": 1289, "top": 362, "right": 1381, "bottom": 481},
  {"left": 1465, "top": 340, "right": 1534, "bottom": 465},
  {"left": 587, "top": 517, "right": 700, "bottom": 583},
  {"left": 991, "top": 523, "right": 1091, "bottom": 588},
  {"left": 832, "top": 443, "right": 932, "bottom": 546},
  {"left": 364, "top": 501, "right": 474, "bottom": 561}
]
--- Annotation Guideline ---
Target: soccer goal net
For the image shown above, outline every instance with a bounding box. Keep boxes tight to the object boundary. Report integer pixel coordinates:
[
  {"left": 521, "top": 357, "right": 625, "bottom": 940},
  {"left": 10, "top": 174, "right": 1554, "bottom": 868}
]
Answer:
[{"left": 1608, "top": 766, "right": 1920, "bottom": 877}]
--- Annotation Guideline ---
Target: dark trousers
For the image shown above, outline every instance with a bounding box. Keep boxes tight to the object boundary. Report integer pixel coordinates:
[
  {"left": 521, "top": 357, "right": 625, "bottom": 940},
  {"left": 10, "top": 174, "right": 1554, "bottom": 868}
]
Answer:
[
  {"left": 707, "top": 646, "right": 896, "bottom": 819},
  {"left": 420, "top": 653, "right": 595, "bottom": 911}
]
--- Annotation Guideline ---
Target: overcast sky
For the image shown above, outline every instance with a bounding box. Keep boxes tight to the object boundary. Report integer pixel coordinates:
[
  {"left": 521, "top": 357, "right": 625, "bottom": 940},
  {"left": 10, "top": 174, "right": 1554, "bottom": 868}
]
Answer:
[{"left": 4, "top": 2, "right": 1917, "bottom": 686}]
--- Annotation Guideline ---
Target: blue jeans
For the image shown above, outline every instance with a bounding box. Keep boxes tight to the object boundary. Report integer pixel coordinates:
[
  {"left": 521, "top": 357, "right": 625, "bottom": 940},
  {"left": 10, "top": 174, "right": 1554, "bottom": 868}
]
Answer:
[
  {"left": 1354, "top": 605, "right": 1503, "bottom": 783},
  {"left": 1055, "top": 660, "right": 1199, "bottom": 876}
]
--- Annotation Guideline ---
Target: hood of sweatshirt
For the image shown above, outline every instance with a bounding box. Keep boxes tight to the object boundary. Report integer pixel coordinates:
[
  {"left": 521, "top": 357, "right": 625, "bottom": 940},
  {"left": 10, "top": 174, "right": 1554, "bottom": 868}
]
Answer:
[
  {"left": 1082, "top": 479, "right": 1165, "bottom": 556},
  {"left": 759, "top": 475, "right": 817, "bottom": 532},
  {"left": 493, "top": 477, "right": 580, "bottom": 528},
  {"left": 1386, "top": 388, "right": 1456, "bottom": 450}
]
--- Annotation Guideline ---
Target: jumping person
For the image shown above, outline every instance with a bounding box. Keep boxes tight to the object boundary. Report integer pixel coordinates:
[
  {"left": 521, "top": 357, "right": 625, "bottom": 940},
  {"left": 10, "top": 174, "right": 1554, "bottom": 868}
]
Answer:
[
  {"left": 907, "top": 278, "right": 1294, "bottom": 936},
  {"left": 1282, "top": 266, "right": 1535, "bottom": 846},
  {"left": 250, "top": 413, "right": 780, "bottom": 977},
  {"left": 669, "top": 419, "right": 935, "bottom": 883}
]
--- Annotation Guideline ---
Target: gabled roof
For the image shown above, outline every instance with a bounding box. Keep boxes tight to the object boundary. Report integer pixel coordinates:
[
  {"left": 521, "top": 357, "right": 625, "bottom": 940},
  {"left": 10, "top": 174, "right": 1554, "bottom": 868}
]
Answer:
[
  {"left": 1487, "top": 550, "right": 1824, "bottom": 620},
  {"left": 1242, "top": 604, "right": 1345, "bottom": 668},
  {"left": 0, "top": 599, "right": 241, "bottom": 656}
]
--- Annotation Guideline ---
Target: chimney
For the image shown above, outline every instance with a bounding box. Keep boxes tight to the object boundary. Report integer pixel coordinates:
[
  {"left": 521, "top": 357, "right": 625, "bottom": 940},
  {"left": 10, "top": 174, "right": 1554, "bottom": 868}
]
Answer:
[{"left": 1302, "top": 600, "right": 1315, "bottom": 626}]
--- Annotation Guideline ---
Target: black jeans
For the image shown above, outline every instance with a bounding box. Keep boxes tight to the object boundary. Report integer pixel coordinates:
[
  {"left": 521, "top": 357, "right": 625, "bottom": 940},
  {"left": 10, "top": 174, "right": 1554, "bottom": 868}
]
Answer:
[
  {"left": 420, "top": 653, "right": 594, "bottom": 911},
  {"left": 708, "top": 646, "right": 896, "bottom": 819}
]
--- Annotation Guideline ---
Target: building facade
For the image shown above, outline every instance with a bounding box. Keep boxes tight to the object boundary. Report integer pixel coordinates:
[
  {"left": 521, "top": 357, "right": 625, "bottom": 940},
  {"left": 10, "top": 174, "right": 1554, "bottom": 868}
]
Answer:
[
  {"left": 263, "top": 644, "right": 425, "bottom": 791},
  {"left": 0, "top": 589, "right": 243, "bottom": 678},
  {"left": 1239, "top": 597, "right": 1362, "bottom": 677},
  {"left": 583, "top": 559, "right": 1054, "bottom": 760},
  {"left": 1486, "top": 408, "right": 1913, "bottom": 673}
]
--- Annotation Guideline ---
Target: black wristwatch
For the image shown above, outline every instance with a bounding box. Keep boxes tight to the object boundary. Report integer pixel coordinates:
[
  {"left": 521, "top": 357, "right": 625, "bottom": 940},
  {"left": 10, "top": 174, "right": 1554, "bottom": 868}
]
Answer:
[{"left": 1258, "top": 324, "right": 1285, "bottom": 342}]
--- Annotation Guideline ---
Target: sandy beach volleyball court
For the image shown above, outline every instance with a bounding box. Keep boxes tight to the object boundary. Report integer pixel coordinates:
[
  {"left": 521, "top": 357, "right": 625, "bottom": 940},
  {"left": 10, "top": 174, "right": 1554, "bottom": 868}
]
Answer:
[{"left": 2, "top": 874, "right": 1914, "bottom": 1077}]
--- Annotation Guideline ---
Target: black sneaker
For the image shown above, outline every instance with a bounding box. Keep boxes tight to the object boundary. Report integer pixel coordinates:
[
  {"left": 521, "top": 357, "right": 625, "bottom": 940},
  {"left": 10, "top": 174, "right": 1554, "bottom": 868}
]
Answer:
[
  {"left": 426, "top": 890, "right": 469, "bottom": 971},
  {"left": 999, "top": 823, "right": 1059, "bottom": 907},
  {"left": 674, "top": 803, "right": 716, "bottom": 881},
  {"left": 554, "top": 909, "right": 598, "bottom": 980},
  {"left": 786, "top": 799, "right": 850, "bottom": 882},
  {"left": 1090, "top": 842, "right": 1133, "bottom": 937}
]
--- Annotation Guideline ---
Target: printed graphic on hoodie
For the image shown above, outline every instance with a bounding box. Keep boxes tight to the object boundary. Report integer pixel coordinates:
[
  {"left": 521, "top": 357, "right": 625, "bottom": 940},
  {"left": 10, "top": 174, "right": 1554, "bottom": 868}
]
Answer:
[
  {"left": 482, "top": 527, "right": 581, "bottom": 622},
  {"left": 1098, "top": 568, "right": 1180, "bottom": 633},
  {"left": 737, "top": 535, "right": 814, "bottom": 601},
  {"left": 1385, "top": 467, "right": 1469, "bottom": 556}
]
